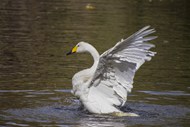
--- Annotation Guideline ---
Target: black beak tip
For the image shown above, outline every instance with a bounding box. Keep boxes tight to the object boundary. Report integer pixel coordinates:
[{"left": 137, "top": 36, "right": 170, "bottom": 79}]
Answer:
[{"left": 66, "top": 51, "right": 72, "bottom": 56}]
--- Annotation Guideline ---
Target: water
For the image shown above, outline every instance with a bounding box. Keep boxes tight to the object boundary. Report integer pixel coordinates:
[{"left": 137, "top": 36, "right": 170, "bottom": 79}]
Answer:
[{"left": 0, "top": 0, "right": 190, "bottom": 126}]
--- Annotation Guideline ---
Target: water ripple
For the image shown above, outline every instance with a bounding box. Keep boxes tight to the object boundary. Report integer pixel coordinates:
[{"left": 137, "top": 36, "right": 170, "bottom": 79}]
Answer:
[{"left": 138, "top": 90, "right": 190, "bottom": 96}]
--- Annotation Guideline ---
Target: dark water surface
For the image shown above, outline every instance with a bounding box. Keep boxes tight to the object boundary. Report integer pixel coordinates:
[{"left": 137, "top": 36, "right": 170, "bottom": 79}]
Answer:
[{"left": 0, "top": 0, "right": 190, "bottom": 126}]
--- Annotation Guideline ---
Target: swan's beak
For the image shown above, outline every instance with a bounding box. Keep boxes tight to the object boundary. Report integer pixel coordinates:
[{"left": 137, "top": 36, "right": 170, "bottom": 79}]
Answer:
[{"left": 66, "top": 46, "right": 77, "bottom": 55}]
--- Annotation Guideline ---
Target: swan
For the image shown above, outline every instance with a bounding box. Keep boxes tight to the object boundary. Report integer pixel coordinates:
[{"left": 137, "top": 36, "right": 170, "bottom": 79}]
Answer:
[{"left": 66, "top": 26, "right": 157, "bottom": 116}]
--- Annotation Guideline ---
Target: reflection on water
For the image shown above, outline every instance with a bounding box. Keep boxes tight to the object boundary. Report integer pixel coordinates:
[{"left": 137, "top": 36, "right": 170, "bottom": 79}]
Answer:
[{"left": 0, "top": 0, "right": 190, "bottom": 126}]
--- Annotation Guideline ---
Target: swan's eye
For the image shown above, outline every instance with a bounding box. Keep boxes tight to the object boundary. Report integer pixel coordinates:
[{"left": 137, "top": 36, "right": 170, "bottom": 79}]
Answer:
[{"left": 77, "top": 45, "right": 80, "bottom": 47}]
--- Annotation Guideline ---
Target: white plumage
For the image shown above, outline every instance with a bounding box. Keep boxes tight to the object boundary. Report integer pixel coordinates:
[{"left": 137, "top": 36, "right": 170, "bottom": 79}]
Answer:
[{"left": 67, "top": 26, "right": 156, "bottom": 115}]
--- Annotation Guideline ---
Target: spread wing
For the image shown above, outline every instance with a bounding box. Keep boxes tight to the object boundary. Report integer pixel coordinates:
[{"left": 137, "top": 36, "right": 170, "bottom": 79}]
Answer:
[{"left": 88, "top": 26, "right": 157, "bottom": 107}]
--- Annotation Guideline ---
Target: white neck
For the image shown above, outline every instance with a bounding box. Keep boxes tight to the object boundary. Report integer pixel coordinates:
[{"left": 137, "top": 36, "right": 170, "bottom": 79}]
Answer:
[{"left": 85, "top": 43, "right": 100, "bottom": 70}]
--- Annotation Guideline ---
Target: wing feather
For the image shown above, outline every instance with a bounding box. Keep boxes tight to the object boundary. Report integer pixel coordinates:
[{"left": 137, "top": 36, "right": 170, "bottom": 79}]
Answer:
[{"left": 89, "top": 26, "right": 156, "bottom": 107}]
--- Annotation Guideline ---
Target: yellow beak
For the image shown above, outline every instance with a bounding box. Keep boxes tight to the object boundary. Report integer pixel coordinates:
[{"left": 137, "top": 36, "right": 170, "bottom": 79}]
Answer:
[
  {"left": 72, "top": 46, "right": 78, "bottom": 53},
  {"left": 66, "top": 46, "right": 78, "bottom": 55}
]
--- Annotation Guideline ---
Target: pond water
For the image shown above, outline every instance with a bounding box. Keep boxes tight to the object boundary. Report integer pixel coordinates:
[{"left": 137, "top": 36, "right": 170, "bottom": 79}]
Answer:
[{"left": 0, "top": 0, "right": 190, "bottom": 126}]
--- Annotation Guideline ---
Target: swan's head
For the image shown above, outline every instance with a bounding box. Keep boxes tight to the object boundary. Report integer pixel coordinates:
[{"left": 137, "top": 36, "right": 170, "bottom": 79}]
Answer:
[{"left": 66, "top": 42, "right": 89, "bottom": 55}]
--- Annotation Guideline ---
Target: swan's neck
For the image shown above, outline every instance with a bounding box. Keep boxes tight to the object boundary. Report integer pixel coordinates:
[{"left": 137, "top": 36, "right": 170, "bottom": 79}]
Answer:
[{"left": 85, "top": 43, "right": 100, "bottom": 70}]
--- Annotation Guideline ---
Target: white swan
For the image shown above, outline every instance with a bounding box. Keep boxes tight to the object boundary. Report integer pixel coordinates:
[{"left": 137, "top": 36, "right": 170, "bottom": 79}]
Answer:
[{"left": 66, "top": 26, "right": 157, "bottom": 115}]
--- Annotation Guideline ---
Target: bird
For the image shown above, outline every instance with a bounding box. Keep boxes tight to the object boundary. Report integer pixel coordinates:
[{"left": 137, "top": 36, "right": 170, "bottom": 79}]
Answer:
[{"left": 66, "top": 26, "right": 157, "bottom": 116}]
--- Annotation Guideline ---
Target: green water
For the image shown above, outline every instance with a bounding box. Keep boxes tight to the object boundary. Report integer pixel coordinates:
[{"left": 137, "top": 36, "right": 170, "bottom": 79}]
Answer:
[{"left": 0, "top": 0, "right": 190, "bottom": 126}]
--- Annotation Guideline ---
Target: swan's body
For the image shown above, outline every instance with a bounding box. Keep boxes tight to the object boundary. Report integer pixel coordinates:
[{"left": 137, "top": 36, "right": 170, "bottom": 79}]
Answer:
[{"left": 67, "top": 26, "right": 156, "bottom": 114}]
